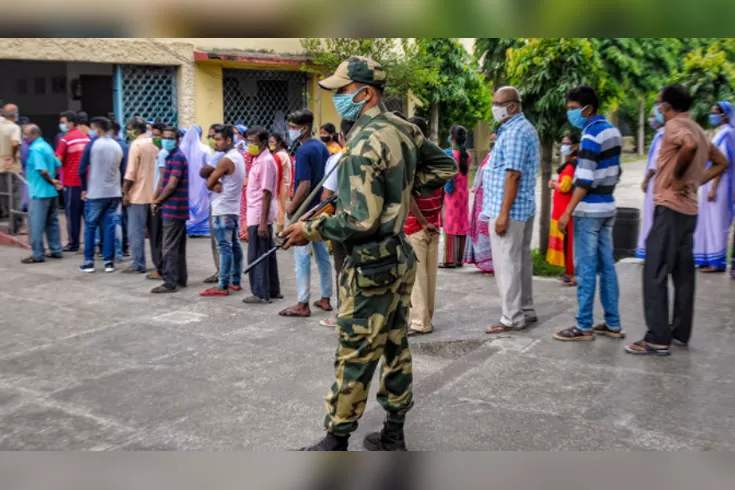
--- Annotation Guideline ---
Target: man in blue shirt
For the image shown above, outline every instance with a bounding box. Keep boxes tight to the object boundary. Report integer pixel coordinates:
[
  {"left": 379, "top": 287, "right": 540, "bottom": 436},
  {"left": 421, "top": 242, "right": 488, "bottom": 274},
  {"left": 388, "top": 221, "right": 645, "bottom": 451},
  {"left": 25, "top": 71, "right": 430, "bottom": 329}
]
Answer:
[
  {"left": 21, "top": 125, "right": 63, "bottom": 264},
  {"left": 279, "top": 109, "right": 333, "bottom": 318},
  {"left": 483, "top": 87, "right": 540, "bottom": 334},
  {"left": 554, "top": 85, "right": 623, "bottom": 342}
]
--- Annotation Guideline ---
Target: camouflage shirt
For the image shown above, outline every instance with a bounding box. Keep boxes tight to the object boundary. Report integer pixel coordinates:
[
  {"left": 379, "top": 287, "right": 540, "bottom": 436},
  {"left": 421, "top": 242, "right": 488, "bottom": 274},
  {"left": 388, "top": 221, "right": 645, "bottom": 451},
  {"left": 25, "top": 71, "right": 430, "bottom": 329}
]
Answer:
[{"left": 302, "top": 104, "right": 457, "bottom": 244}]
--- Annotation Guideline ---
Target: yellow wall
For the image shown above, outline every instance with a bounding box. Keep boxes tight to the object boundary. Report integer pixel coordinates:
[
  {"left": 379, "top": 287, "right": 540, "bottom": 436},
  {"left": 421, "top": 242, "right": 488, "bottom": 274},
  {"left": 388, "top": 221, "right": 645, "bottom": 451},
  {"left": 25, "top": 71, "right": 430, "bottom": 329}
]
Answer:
[{"left": 194, "top": 63, "right": 223, "bottom": 136}]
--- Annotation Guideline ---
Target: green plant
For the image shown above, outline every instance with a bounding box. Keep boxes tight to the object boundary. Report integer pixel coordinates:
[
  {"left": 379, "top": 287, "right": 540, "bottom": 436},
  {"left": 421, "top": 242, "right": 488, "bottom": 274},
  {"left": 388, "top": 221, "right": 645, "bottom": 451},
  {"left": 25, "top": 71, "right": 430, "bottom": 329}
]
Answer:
[{"left": 532, "top": 249, "right": 565, "bottom": 277}]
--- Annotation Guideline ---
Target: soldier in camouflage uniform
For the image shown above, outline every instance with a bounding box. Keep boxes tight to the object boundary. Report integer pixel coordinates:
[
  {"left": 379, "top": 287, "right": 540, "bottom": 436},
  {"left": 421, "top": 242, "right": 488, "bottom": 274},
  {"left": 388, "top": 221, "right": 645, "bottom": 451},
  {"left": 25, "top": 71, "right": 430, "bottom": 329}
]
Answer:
[{"left": 281, "top": 56, "right": 457, "bottom": 451}]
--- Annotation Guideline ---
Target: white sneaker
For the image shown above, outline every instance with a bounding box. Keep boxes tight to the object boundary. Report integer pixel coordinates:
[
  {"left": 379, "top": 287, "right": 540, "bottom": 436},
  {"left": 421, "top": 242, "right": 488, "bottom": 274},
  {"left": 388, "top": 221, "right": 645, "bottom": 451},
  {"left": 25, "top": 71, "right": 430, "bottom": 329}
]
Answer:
[{"left": 104, "top": 262, "right": 115, "bottom": 273}]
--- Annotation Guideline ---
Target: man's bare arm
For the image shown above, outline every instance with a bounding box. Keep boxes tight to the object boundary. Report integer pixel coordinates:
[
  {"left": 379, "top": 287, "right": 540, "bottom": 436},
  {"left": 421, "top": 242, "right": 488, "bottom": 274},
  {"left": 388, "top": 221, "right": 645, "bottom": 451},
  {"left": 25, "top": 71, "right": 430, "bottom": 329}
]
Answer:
[{"left": 206, "top": 158, "right": 234, "bottom": 191}]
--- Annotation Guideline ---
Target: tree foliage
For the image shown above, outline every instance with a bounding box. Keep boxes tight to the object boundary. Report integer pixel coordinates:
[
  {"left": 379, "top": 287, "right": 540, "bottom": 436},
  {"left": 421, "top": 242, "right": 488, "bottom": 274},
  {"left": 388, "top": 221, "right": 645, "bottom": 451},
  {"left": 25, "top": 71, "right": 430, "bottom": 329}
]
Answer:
[
  {"left": 673, "top": 41, "right": 735, "bottom": 125},
  {"left": 474, "top": 38, "right": 522, "bottom": 88},
  {"left": 413, "top": 38, "right": 492, "bottom": 136}
]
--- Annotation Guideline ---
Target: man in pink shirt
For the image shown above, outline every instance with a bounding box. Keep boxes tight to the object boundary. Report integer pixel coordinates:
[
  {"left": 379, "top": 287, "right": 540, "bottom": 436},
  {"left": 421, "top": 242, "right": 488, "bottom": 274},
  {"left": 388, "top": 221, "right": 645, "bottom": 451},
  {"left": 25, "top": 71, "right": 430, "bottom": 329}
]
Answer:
[{"left": 243, "top": 127, "right": 281, "bottom": 304}]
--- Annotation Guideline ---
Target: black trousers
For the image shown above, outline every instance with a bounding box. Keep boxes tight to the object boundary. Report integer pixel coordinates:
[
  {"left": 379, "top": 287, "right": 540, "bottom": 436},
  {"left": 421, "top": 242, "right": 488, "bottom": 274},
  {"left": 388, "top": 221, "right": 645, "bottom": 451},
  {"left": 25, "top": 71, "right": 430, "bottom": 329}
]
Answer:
[
  {"left": 247, "top": 224, "right": 280, "bottom": 300},
  {"left": 162, "top": 219, "right": 188, "bottom": 289},
  {"left": 148, "top": 210, "right": 164, "bottom": 275},
  {"left": 643, "top": 206, "right": 697, "bottom": 346}
]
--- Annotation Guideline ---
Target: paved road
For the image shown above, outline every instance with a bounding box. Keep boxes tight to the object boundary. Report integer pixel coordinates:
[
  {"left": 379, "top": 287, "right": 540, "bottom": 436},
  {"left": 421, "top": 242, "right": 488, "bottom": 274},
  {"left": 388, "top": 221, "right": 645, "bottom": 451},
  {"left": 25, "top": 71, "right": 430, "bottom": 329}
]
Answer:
[{"left": 1, "top": 204, "right": 734, "bottom": 449}]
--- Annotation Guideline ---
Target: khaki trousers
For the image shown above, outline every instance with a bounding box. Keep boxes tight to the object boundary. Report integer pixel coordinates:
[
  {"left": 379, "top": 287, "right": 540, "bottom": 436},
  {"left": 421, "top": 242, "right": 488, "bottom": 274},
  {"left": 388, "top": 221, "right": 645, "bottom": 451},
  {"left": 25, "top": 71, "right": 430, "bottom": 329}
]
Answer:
[{"left": 408, "top": 230, "right": 440, "bottom": 332}]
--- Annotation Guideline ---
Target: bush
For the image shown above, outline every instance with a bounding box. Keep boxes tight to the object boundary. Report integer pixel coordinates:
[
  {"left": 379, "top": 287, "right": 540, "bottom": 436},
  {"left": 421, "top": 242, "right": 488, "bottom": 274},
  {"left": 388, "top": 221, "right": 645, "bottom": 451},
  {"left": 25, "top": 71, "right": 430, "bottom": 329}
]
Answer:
[{"left": 532, "top": 249, "right": 565, "bottom": 277}]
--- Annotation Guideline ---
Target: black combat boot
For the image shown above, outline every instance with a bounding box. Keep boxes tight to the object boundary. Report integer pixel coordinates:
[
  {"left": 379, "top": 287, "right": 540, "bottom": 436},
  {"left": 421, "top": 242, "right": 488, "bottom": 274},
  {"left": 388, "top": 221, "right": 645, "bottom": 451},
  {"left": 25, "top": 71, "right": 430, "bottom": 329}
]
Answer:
[
  {"left": 362, "top": 421, "right": 407, "bottom": 451},
  {"left": 300, "top": 432, "right": 349, "bottom": 451}
]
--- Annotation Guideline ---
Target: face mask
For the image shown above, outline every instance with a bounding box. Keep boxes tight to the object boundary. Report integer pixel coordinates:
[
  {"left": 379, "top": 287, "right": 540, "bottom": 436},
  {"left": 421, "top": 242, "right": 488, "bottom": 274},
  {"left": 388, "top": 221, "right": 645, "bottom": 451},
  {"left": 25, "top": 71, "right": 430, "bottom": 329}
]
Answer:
[
  {"left": 268, "top": 144, "right": 276, "bottom": 152},
  {"left": 161, "top": 139, "right": 176, "bottom": 152},
  {"left": 59, "top": 123, "right": 68, "bottom": 134},
  {"left": 333, "top": 87, "right": 368, "bottom": 121},
  {"left": 492, "top": 105, "right": 511, "bottom": 124},
  {"left": 208, "top": 137, "right": 216, "bottom": 149},
  {"left": 709, "top": 114, "right": 723, "bottom": 127},
  {"left": 127, "top": 129, "right": 138, "bottom": 140},
  {"left": 152, "top": 136, "right": 162, "bottom": 148},
  {"left": 653, "top": 104, "right": 665, "bottom": 125},
  {"left": 246, "top": 143, "right": 261, "bottom": 156},
  {"left": 88, "top": 131, "right": 98, "bottom": 140},
  {"left": 146, "top": 130, "right": 152, "bottom": 137},
  {"left": 566, "top": 106, "right": 589, "bottom": 129},
  {"left": 560, "top": 144, "right": 572, "bottom": 157},
  {"left": 648, "top": 117, "right": 662, "bottom": 131},
  {"left": 24, "top": 137, "right": 33, "bottom": 145},
  {"left": 288, "top": 128, "right": 302, "bottom": 142},
  {"left": 320, "top": 135, "right": 332, "bottom": 143}
]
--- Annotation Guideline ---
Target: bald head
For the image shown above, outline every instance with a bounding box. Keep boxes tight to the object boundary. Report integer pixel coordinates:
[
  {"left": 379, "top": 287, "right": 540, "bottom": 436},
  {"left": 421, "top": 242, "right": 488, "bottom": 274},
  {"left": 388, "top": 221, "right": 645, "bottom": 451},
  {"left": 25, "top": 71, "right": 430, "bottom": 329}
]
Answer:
[
  {"left": 1, "top": 104, "right": 19, "bottom": 120},
  {"left": 492, "top": 86, "right": 522, "bottom": 124},
  {"left": 22, "top": 124, "right": 41, "bottom": 142}
]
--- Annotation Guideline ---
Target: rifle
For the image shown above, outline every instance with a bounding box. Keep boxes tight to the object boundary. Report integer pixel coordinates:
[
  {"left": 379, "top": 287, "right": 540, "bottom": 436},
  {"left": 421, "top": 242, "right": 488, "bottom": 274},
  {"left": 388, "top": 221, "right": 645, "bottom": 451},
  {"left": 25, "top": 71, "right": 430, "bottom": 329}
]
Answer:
[{"left": 242, "top": 193, "right": 338, "bottom": 275}]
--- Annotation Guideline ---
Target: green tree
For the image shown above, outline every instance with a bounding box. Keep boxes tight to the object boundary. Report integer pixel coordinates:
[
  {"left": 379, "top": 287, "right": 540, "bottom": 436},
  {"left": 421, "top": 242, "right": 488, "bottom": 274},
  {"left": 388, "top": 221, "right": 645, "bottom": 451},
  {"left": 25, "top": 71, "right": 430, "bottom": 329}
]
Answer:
[
  {"left": 474, "top": 38, "right": 523, "bottom": 88},
  {"left": 673, "top": 42, "right": 735, "bottom": 126},
  {"left": 412, "top": 38, "right": 492, "bottom": 142},
  {"left": 505, "top": 38, "right": 613, "bottom": 254}
]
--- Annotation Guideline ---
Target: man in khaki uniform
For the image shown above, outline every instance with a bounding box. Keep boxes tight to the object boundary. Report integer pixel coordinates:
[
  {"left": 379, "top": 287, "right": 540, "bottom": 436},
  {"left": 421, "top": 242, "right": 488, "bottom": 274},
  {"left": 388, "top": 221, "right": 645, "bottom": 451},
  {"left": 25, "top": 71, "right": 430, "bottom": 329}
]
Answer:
[{"left": 0, "top": 104, "right": 23, "bottom": 232}]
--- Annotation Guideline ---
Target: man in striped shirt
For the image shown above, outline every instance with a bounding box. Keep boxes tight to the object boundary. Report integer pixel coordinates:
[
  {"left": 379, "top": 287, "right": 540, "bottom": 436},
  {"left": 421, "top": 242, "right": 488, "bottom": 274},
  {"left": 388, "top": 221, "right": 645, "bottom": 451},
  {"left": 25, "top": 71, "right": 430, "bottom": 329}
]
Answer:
[
  {"left": 554, "top": 85, "right": 623, "bottom": 342},
  {"left": 150, "top": 127, "right": 189, "bottom": 293}
]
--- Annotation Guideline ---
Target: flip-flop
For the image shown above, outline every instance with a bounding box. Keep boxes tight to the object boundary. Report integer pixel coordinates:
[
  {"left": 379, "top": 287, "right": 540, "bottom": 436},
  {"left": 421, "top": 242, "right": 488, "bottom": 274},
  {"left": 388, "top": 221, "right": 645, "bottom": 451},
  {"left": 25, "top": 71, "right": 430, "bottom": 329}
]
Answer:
[
  {"left": 313, "top": 301, "right": 333, "bottom": 312},
  {"left": 486, "top": 323, "right": 524, "bottom": 335},
  {"left": 146, "top": 272, "right": 163, "bottom": 280},
  {"left": 625, "top": 340, "right": 670, "bottom": 356},
  {"left": 320, "top": 318, "right": 338, "bottom": 327},
  {"left": 45, "top": 253, "right": 63, "bottom": 259},
  {"left": 229, "top": 285, "right": 244, "bottom": 292},
  {"left": 553, "top": 326, "right": 594, "bottom": 341},
  {"left": 21, "top": 256, "right": 44, "bottom": 264},
  {"left": 279, "top": 307, "right": 311, "bottom": 317},
  {"left": 407, "top": 328, "right": 433, "bottom": 336},
  {"left": 200, "top": 287, "right": 230, "bottom": 297}
]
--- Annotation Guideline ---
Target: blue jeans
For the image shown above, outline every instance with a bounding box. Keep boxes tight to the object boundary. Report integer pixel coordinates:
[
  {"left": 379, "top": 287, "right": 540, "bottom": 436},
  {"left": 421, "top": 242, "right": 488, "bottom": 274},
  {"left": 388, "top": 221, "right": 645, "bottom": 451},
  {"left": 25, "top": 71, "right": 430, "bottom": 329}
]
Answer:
[
  {"left": 95, "top": 204, "right": 123, "bottom": 260},
  {"left": 29, "top": 197, "right": 61, "bottom": 259},
  {"left": 574, "top": 216, "right": 621, "bottom": 331},
  {"left": 127, "top": 203, "right": 149, "bottom": 271},
  {"left": 84, "top": 198, "right": 120, "bottom": 264},
  {"left": 294, "top": 241, "right": 332, "bottom": 304},
  {"left": 213, "top": 214, "right": 242, "bottom": 289}
]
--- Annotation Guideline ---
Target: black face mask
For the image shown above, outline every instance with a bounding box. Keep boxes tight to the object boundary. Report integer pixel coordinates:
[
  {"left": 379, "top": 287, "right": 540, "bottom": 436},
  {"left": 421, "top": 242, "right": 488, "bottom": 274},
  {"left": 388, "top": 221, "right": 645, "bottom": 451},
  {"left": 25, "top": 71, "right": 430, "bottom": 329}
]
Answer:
[{"left": 320, "top": 136, "right": 332, "bottom": 143}]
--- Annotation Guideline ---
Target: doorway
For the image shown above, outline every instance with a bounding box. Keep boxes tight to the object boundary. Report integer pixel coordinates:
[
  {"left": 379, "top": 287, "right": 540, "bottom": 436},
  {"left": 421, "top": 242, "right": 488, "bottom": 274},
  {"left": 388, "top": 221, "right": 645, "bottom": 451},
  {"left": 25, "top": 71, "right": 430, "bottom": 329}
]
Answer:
[{"left": 80, "top": 75, "right": 113, "bottom": 119}]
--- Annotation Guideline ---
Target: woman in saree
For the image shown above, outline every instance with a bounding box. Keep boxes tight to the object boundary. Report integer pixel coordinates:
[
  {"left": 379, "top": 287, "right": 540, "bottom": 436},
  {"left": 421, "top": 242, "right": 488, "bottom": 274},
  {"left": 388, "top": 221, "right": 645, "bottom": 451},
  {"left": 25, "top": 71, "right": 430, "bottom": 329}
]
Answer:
[
  {"left": 439, "top": 125, "right": 471, "bottom": 268},
  {"left": 464, "top": 133, "right": 496, "bottom": 274},
  {"left": 546, "top": 133, "right": 579, "bottom": 286},
  {"left": 693, "top": 101, "right": 735, "bottom": 273}
]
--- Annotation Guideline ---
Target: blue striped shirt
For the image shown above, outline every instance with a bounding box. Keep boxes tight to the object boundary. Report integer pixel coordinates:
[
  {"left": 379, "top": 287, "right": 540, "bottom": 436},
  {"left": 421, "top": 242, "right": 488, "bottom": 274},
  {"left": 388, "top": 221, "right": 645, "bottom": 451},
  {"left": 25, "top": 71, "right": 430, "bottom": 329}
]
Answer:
[
  {"left": 482, "top": 113, "right": 540, "bottom": 222},
  {"left": 161, "top": 148, "right": 189, "bottom": 221},
  {"left": 573, "top": 115, "right": 622, "bottom": 218}
]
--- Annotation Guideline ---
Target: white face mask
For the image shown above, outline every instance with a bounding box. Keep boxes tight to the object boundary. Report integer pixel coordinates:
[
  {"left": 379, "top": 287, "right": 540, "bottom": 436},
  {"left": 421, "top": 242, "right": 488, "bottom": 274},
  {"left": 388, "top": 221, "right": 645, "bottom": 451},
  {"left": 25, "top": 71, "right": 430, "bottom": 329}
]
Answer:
[{"left": 492, "top": 105, "right": 510, "bottom": 123}]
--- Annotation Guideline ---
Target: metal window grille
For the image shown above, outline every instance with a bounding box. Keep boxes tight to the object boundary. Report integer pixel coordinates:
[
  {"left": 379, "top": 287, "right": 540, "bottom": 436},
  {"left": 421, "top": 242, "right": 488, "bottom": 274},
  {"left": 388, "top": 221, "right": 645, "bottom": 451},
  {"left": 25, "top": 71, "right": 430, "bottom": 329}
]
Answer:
[
  {"left": 222, "top": 69, "right": 307, "bottom": 132},
  {"left": 384, "top": 96, "right": 406, "bottom": 114},
  {"left": 119, "top": 65, "right": 178, "bottom": 125}
]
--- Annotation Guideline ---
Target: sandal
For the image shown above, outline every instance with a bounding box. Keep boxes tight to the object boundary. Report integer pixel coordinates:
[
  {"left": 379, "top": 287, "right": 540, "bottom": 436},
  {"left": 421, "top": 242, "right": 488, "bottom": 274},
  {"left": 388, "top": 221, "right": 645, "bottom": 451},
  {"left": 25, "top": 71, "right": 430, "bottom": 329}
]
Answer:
[
  {"left": 45, "top": 253, "right": 63, "bottom": 259},
  {"left": 486, "top": 322, "right": 524, "bottom": 335},
  {"left": 407, "top": 328, "right": 433, "bottom": 336},
  {"left": 146, "top": 271, "right": 163, "bottom": 280},
  {"left": 279, "top": 305, "right": 311, "bottom": 317},
  {"left": 313, "top": 299, "right": 333, "bottom": 312},
  {"left": 203, "top": 273, "right": 220, "bottom": 284},
  {"left": 624, "top": 340, "right": 670, "bottom": 356},
  {"left": 199, "top": 287, "right": 230, "bottom": 297},
  {"left": 561, "top": 277, "right": 578, "bottom": 287},
  {"left": 21, "top": 256, "right": 45, "bottom": 264},
  {"left": 320, "top": 317, "right": 338, "bottom": 327},
  {"left": 592, "top": 323, "right": 625, "bottom": 338},
  {"left": 553, "top": 326, "right": 594, "bottom": 341},
  {"left": 229, "top": 285, "right": 243, "bottom": 292}
]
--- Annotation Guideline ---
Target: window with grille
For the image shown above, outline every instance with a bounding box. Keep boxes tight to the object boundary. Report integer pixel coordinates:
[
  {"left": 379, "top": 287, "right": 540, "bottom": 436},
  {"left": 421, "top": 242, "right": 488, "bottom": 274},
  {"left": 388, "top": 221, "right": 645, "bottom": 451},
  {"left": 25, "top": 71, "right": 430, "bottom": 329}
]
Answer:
[
  {"left": 223, "top": 69, "right": 307, "bottom": 133},
  {"left": 383, "top": 96, "right": 406, "bottom": 114},
  {"left": 120, "top": 65, "right": 178, "bottom": 125}
]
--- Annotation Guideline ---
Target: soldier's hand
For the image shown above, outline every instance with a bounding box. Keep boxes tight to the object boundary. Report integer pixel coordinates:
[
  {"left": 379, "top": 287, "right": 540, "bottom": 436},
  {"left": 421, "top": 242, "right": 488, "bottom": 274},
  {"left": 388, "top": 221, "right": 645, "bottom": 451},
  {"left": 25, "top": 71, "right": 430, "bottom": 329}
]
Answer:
[{"left": 280, "top": 222, "right": 308, "bottom": 250}]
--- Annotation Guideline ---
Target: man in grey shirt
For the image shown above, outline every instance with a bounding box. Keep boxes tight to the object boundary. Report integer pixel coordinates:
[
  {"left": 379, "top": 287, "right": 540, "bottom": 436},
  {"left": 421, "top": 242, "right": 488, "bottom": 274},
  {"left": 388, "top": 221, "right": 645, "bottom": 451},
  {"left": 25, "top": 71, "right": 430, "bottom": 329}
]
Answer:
[{"left": 78, "top": 116, "right": 123, "bottom": 273}]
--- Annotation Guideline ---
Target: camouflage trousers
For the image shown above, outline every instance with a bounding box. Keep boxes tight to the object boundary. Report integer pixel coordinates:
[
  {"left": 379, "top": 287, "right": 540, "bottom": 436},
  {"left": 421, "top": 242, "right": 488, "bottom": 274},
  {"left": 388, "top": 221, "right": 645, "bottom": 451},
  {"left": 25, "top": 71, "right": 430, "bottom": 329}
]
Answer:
[{"left": 324, "top": 242, "right": 417, "bottom": 436}]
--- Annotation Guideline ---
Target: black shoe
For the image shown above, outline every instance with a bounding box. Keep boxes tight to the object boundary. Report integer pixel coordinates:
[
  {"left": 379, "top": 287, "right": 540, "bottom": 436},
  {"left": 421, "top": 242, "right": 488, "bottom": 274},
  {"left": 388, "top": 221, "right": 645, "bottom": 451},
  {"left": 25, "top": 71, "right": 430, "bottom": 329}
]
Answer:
[
  {"left": 299, "top": 433, "right": 349, "bottom": 451},
  {"left": 243, "top": 295, "right": 272, "bottom": 304},
  {"left": 363, "top": 421, "right": 407, "bottom": 451},
  {"left": 62, "top": 245, "right": 78, "bottom": 252}
]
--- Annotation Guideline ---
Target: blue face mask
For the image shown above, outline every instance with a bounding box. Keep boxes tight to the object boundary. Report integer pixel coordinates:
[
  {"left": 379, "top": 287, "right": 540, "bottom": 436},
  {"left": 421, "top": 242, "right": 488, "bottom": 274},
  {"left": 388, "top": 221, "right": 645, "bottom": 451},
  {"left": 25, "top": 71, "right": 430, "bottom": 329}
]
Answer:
[
  {"left": 88, "top": 131, "right": 97, "bottom": 140},
  {"left": 333, "top": 87, "right": 368, "bottom": 121},
  {"left": 709, "top": 114, "right": 723, "bottom": 127},
  {"left": 161, "top": 139, "right": 176, "bottom": 152},
  {"left": 653, "top": 104, "right": 665, "bottom": 125},
  {"left": 566, "top": 106, "right": 589, "bottom": 129},
  {"left": 59, "top": 123, "right": 68, "bottom": 134},
  {"left": 560, "top": 144, "right": 572, "bottom": 157}
]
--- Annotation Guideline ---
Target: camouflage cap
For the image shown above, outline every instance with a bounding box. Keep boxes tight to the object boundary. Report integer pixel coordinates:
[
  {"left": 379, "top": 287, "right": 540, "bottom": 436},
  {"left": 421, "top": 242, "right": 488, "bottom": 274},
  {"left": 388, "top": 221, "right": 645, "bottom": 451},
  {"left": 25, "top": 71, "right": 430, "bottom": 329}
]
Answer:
[{"left": 319, "top": 56, "right": 386, "bottom": 91}]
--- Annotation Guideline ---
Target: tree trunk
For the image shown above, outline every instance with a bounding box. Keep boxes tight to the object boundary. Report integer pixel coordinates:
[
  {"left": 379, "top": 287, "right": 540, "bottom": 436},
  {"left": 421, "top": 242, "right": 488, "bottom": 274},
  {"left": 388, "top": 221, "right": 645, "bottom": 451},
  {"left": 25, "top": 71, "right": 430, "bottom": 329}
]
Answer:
[
  {"left": 637, "top": 98, "right": 645, "bottom": 156},
  {"left": 539, "top": 139, "right": 554, "bottom": 255},
  {"left": 430, "top": 102, "right": 439, "bottom": 143}
]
